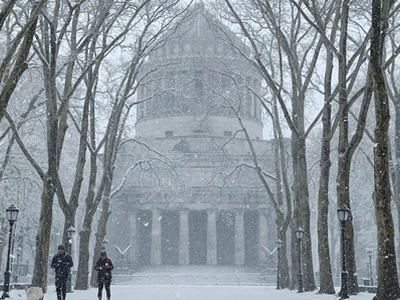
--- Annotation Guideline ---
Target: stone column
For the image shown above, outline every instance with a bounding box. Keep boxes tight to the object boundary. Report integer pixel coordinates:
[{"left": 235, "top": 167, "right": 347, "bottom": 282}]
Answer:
[
  {"left": 258, "top": 210, "right": 268, "bottom": 262},
  {"left": 128, "top": 211, "right": 138, "bottom": 265},
  {"left": 179, "top": 210, "right": 189, "bottom": 265},
  {"left": 207, "top": 210, "right": 217, "bottom": 265},
  {"left": 235, "top": 210, "right": 245, "bottom": 265},
  {"left": 151, "top": 210, "right": 162, "bottom": 265}
]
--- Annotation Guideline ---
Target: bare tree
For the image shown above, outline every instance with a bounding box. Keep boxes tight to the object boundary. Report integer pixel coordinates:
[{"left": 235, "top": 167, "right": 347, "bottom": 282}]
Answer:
[
  {"left": 6, "top": 0, "right": 117, "bottom": 289},
  {"left": 221, "top": 0, "right": 328, "bottom": 290},
  {"left": 73, "top": 0, "right": 192, "bottom": 289},
  {"left": 290, "top": 0, "right": 379, "bottom": 294},
  {"left": 314, "top": 1, "right": 339, "bottom": 293},
  {"left": 370, "top": 0, "right": 400, "bottom": 299},
  {"left": 386, "top": 3, "right": 400, "bottom": 279}
]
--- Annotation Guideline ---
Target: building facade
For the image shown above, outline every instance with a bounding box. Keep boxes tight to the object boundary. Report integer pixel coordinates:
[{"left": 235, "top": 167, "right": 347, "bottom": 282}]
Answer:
[{"left": 108, "top": 4, "right": 277, "bottom": 269}]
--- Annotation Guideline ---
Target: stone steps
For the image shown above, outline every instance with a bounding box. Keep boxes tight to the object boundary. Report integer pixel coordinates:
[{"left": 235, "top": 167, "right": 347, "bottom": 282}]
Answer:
[{"left": 112, "top": 265, "right": 275, "bottom": 286}]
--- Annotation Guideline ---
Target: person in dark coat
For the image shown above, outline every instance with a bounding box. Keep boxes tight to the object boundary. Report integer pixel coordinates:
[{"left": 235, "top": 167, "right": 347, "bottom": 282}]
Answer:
[
  {"left": 51, "top": 244, "right": 73, "bottom": 300},
  {"left": 95, "top": 251, "right": 114, "bottom": 300}
]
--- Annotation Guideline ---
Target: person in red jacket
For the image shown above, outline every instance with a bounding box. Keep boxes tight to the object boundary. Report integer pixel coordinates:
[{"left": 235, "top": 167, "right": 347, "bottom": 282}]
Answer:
[{"left": 95, "top": 251, "right": 114, "bottom": 300}]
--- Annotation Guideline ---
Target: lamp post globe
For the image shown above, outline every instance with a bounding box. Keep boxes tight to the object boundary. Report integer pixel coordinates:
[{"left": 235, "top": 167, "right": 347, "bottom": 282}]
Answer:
[
  {"left": 337, "top": 204, "right": 351, "bottom": 299},
  {"left": 276, "top": 239, "right": 283, "bottom": 290},
  {"left": 66, "top": 226, "right": 76, "bottom": 293},
  {"left": 295, "top": 227, "right": 304, "bottom": 293},
  {"left": 1, "top": 204, "right": 19, "bottom": 299},
  {"left": 337, "top": 205, "right": 350, "bottom": 222},
  {"left": 102, "top": 239, "right": 108, "bottom": 250},
  {"left": 5, "top": 205, "right": 19, "bottom": 223},
  {"left": 67, "top": 226, "right": 76, "bottom": 242}
]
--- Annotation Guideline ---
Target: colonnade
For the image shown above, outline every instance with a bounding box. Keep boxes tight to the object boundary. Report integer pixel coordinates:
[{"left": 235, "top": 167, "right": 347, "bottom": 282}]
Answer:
[{"left": 128, "top": 209, "right": 269, "bottom": 266}]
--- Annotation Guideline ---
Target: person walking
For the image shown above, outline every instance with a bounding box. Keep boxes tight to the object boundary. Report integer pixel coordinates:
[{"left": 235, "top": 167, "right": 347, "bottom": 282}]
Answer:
[
  {"left": 51, "top": 244, "right": 73, "bottom": 300},
  {"left": 95, "top": 251, "right": 114, "bottom": 300}
]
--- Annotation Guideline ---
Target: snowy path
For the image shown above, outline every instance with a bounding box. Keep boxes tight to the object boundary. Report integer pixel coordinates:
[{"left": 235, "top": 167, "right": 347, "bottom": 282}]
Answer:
[{"left": 9, "top": 285, "right": 376, "bottom": 300}]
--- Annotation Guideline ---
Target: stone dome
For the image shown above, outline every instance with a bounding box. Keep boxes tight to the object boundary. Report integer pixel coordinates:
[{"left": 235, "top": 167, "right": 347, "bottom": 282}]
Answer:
[{"left": 135, "top": 3, "right": 263, "bottom": 140}]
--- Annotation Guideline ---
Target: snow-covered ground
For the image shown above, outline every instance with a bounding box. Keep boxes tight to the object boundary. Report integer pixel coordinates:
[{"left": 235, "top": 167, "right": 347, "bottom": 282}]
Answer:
[{"left": 9, "top": 285, "right": 375, "bottom": 300}]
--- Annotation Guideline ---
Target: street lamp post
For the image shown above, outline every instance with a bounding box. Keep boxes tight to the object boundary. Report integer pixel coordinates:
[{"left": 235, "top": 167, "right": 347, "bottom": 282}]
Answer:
[
  {"left": 1, "top": 204, "right": 19, "bottom": 299},
  {"left": 66, "top": 226, "right": 76, "bottom": 293},
  {"left": 295, "top": 227, "right": 304, "bottom": 293},
  {"left": 276, "top": 239, "right": 283, "bottom": 290},
  {"left": 337, "top": 204, "right": 351, "bottom": 299},
  {"left": 13, "top": 247, "right": 22, "bottom": 283},
  {"left": 367, "top": 250, "right": 373, "bottom": 286},
  {"left": 102, "top": 239, "right": 108, "bottom": 250}
]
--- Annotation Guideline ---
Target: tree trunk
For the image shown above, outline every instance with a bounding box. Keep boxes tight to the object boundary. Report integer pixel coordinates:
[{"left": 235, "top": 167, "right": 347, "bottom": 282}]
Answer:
[
  {"left": 391, "top": 105, "right": 400, "bottom": 274},
  {"left": 337, "top": 153, "right": 359, "bottom": 295},
  {"left": 336, "top": 0, "right": 359, "bottom": 294},
  {"left": 371, "top": 1, "right": 400, "bottom": 299},
  {"left": 273, "top": 97, "right": 292, "bottom": 289},
  {"left": 74, "top": 228, "right": 91, "bottom": 290},
  {"left": 290, "top": 224, "right": 296, "bottom": 290},
  {"left": 388, "top": 57, "right": 400, "bottom": 284},
  {"left": 74, "top": 97, "right": 100, "bottom": 290},
  {"left": 317, "top": 99, "right": 335, "bottom": 294},
  {"left": 75, "top": 216, "right": 93, "bottom": 290},
  {"left": 345, "top": 215, "right": 358, "bottom": 294},
  {"left": 317, "top": 16, "right": 337, "bottom": 292},
  {"left": 372, "top": 69, "right": 400, "bottom": 299},
  {"left": 32, "top": 178, "right": 55, "bottom": 292},
  {"left": 90, "top": 200, "right": 112, "bottom": 287},
  {"left": 278, "top": 227, "right": 290, "bottom": 289},
  {"left": 292, "top": 134, "right": 315, "bottom": 291},
  {"left": 74, "top": 172, "right": 98, "bottom": 290},
  {"left": 31, "top": 11, "right": 60, "bottom": 287}
]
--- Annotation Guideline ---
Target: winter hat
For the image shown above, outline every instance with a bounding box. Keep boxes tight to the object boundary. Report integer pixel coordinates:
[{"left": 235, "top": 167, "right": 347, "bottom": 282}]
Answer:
[
  {"left": 58, "top": 245, "right": 65, "bottom": 251},
  {"left": 101, "top": 251, "right": 107, "bottom": 257}
]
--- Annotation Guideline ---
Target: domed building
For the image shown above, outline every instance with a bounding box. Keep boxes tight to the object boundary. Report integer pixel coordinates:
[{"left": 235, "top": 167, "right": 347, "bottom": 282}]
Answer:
[{"left": 109, "top": 4, "right": 276, "bottom": 270}]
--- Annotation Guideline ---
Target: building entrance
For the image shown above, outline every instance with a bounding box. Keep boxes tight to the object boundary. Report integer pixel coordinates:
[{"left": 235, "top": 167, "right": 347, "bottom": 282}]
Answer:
[
  {"left": 189, "top": 211, "right": 207, "bottom": 264},
  {"left": 161, "top": 211, "right": 180, "bottom": 264},
  {"left": 217, "top": 211, "right": 235, "bottom": 265},
  {"left": 137, "top": 210, "right": 152, "bottom": 265}
]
